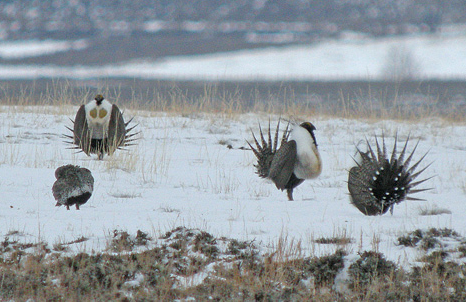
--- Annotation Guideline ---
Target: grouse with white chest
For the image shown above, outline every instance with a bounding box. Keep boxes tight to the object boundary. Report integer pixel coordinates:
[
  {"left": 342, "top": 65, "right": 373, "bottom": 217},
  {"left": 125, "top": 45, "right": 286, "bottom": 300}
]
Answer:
[
  {"left": 52, "top": 165, "right": 94, "bottom": 210},
  {"left": 248, "top": 120, "right": 322, "bottom": 200},
  {"left": 65, "top": 94, "right": 137, "bottom": 160}
]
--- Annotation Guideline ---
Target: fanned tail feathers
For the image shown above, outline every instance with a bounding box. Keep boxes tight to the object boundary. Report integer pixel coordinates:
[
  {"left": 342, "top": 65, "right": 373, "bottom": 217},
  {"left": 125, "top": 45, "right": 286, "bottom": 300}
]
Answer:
[
  {"left": 348, "top": 135, "right": 431, "bottom": 216},
  {"left": 64, "top": 109, "right": 139, "bottom": 157},
  {"left": 247, "top": 119, "right": 290, "bottom": 179}
]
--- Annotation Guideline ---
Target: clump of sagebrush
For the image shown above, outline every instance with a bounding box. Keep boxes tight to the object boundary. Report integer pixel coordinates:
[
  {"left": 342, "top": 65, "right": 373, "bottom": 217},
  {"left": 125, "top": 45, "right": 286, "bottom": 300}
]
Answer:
[
  {"left": 52, "top": 249, "right": 176, "bottom": 300},
  {"left": 192, "top": 231, "right": 219, "bottom": 257},
  {"left": 200, "top": 259, "right": 308, "bottom": 301},
  {"left": 397, "top": 229, "right": 424, "bottom": 247},
  {"left": 135, "top": 230, "right": 151, "bottom": 246},
  {"left": 188, "top": 274, "right": 309, "bottom": 302},
  {"left": 162, "top": 226, "right": 219, "bottom": 258},
  {"left": 226, "top": 238, "right": 259, "bottom": 266},
  {"left": 0, "top": 247, "right": 178, "bottom": 300},
  {"left": 305, "top": 249, "right": 347, "bottom": 286},
  {"left": 0, "top": 236, "right": 50, "bottom": 265},
  {"left": 258, "top": 248, "right": 347, "bottom": 296},
  {"left": 397, "top": 228, "right": 460, "bottom": 251},
  {"left": 160, "top": 227, "right": 226, "bottom": 276},
  {"left": 314, "top": 236, "right": 353, "bottom": 245},
  {"left": 227, "top": 239, "right": 250, "bottom": 255},
  {"left": 1, "top": 236, "right": 17, "bottom": 254},
  {"left": 409, "top": 252, "right": 466, "bottom": 301},
  {"left": 53, "top": 236, "right": 88, "bottom": 252},
  {"left": 346, "top": 257, "right": 409, "bottom": 301},
  {"left": 108, "top": 229, "right": 151, "bottom": 252},
  {"left": 457, "top": 242, "right": 466, "bottom": 258},
  {"left": 348, "top": 251, "right": 397, "bottom": 289}
]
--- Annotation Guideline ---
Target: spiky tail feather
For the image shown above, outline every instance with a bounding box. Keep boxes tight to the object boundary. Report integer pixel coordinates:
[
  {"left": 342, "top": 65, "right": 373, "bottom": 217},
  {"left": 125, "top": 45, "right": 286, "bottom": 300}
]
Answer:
[
  {"left": 348, "top": 134, "right": 431, "bottom": 216},
  {"left": 247, "top": 119, "right": 290, "bottom": 178}
]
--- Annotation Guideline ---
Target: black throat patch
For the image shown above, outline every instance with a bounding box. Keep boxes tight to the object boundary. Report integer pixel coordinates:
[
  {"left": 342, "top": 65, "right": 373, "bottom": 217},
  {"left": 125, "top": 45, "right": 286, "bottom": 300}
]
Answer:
[{"left": 95, "top": 94, "right": 104, "bottom": 106}]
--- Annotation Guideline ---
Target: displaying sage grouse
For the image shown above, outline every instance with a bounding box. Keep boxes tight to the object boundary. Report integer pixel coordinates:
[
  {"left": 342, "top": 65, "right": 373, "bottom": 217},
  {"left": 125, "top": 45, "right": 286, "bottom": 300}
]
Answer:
[
  {"left": 52, "top": 165, "right": 94, "bottom": 210},
  {"left": 248, "top": 120, "right": 322, "bottom": 200},
  {"left": 348, "top": 135, "right": 431, "bottom": 215},
  {"left": 65, "top": 94, "right": 137, "bottom": 160}
]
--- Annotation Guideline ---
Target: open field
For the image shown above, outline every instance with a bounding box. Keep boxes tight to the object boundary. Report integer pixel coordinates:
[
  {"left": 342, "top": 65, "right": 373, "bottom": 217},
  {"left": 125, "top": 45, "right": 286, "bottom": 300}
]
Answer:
[{"left": 0, "top": 82, "right": 466, "bottom": 299}]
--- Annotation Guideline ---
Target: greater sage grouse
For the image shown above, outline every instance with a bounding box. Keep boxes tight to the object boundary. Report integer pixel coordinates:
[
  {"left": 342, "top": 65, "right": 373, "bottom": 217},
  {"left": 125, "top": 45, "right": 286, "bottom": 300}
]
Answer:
[
  {"left": 348, "top": 135, "right": 431, "bottom": 215},
  {"left": 52, "top": 165, "right": 94, "bottom": 210},
  {"left": 65, "top": 94, "right": 137, "bottom": 160},
  {"left": 248, "top": 120, "right": 322, "bottom": 200}
]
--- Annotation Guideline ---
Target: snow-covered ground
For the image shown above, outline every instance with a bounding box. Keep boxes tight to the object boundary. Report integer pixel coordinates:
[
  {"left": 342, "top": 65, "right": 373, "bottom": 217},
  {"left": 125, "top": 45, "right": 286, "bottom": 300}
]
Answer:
[
  {"left": 0, "top": 31, "right": 466, "bottom": 80},
  {"left": 0, "top": 106, "right": 464, "bottom": 269},
  {"left": 0, "top": 39, "right": 88, "bottom": 59}
]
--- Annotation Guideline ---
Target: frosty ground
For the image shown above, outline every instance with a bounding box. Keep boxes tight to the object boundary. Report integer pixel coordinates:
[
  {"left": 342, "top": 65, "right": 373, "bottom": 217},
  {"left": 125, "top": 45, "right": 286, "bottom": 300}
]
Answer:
[{"left": 0, "top": 105, "right": 464, "bottom": 274}]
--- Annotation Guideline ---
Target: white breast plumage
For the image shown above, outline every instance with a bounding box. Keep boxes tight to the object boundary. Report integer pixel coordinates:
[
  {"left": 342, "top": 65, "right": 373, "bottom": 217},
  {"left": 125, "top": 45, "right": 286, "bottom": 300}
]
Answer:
[
  {"left": 84, "top": 99, "right": 113, "bottom": 139},
  {"left": 289, "top": 125, "right": 322, "bottom": 179},
  {"left": 85, "top": 99, "right": 112, "bottom": 125}
]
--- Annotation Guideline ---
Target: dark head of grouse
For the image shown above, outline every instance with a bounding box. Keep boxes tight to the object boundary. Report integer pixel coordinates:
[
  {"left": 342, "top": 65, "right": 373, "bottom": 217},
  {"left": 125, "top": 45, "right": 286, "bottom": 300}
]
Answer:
[
  {"left": 348, "top": 134, "right": 431, "bottom": 216},
  {"left": 248, "top": 119, "right": 322, "bottom": 201},
  {"left": 65, "top": 94, "right": 138, "bottom": 160},
  {"left": 52, "top": 165, "right": 94, "bottom": 210}
]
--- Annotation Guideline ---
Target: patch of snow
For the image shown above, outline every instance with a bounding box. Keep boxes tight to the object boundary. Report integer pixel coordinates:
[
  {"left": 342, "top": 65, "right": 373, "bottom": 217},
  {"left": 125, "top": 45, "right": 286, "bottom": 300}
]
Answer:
[
  {"left": 174, "top": 263, "right": 217, "bottom": 289},
  {"left": 0, "top": 39, "right": 88, "bottom": 59},
  {"left": 123, "top": 273, "right": 145, "bottom": 288},
  {"left": 0, "top": 32, "right": 465, "bottom": 79}
]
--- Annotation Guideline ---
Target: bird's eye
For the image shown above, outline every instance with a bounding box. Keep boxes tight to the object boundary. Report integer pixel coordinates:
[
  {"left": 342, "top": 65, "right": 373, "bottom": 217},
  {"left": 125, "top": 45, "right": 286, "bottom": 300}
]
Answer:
[
  {"left": 99, "top": 109, "right": 107, "bottom": 118},
  {"left": 90, "top": 108, "right": 97, "bottom": 118}
]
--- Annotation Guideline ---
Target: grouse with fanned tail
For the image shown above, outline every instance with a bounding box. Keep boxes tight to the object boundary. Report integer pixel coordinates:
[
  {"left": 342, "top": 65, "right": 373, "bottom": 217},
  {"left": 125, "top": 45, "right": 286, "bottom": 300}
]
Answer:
[
  {"left": 348, "top": 134, "right": 431, "bottom": 215},
  {"left": 248, "top": 119, "right": 322, "bottom": 201},
  {"left": 64, "top": 94, "right": 138, "bottom": 160}
]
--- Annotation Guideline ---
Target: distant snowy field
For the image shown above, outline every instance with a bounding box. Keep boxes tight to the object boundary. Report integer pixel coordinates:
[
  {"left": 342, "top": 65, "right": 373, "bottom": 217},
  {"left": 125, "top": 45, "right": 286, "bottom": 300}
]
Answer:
[
  {"left": 0, "top": 31, "right": 466, "bottom": 80},
  {"left": 0, "top": 39, "right": 88, "bottom": 59},
  {"left": 0, "top": 106, "right": 465, "bottom": 269}
]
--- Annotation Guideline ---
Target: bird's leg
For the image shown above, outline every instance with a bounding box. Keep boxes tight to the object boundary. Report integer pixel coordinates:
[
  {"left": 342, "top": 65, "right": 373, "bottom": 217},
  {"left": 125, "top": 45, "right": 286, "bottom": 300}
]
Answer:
[
  {"left": 76, "top": 204, "right": 80, "bottom": 210},
  {"left": 66, "top": 205, "right": 70, "bottom": 210},
  {"left": 287, "top": 189, "right": 294, "bottom": 201}
]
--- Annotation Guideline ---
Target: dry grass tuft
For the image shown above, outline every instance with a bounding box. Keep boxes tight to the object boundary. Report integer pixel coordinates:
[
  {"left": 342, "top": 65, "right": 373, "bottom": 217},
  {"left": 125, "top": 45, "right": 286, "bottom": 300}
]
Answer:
[{"left": 418, "top": 205, "right": 452, "bottom": 216}]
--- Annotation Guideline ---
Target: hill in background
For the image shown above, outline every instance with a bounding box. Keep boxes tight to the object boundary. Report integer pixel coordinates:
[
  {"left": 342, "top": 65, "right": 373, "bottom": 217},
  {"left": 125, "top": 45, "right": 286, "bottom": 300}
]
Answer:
[{"left": 0, "top": 0, "right": 465, "bottom": 65}]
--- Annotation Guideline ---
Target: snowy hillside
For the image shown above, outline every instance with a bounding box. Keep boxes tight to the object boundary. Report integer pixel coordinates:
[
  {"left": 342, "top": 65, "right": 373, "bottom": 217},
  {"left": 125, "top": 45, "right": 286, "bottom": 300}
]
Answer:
[{"left": 0, "top": 30, "right": 466, "bottom": 80}]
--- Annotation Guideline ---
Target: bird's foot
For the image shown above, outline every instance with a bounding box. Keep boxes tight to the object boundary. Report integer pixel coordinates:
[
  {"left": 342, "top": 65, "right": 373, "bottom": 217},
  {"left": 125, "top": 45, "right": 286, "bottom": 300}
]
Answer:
[{"left": 287, "top": 189, "right": 294, "bottom": 201}]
